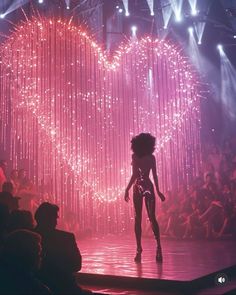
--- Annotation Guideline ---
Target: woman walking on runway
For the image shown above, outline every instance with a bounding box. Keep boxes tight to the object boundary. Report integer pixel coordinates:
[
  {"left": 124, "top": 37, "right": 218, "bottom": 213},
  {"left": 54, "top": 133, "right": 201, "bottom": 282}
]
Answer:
[{"left": 124, "top": 133, "right": 165, "bottom": 262}]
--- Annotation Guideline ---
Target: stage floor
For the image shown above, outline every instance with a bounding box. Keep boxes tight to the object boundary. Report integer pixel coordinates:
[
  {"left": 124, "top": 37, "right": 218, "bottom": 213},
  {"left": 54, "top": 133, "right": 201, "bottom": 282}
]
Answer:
[{"left": 78, "top": 236, "right": 236, "bottom": 281}]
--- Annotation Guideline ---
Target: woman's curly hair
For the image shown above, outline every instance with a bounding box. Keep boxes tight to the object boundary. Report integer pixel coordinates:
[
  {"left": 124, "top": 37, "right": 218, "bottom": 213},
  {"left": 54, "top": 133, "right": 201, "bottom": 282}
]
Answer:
[{"left": 131, "top": 133, "right": 156, "bottom": 158}]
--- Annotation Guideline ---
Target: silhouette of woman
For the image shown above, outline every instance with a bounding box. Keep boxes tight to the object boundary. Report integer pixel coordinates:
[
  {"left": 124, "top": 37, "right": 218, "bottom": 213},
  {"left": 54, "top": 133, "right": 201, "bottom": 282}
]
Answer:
[{"left": 125, "top": 133, "right": 165, "bottom": 262}]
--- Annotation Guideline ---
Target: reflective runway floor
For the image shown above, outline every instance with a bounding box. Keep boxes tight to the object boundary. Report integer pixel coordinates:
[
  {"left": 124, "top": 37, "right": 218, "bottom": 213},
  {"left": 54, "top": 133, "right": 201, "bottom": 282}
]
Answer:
[
  {"left": 75, "top": 236, "right": 236, "bottom": 294},
  {"left": 78, "top": 236, "right": 236, "bottom": 281}
]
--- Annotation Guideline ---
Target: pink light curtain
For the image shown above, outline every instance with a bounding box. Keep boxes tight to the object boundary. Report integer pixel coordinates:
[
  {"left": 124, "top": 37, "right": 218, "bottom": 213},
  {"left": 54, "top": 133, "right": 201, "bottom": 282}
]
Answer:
[{"left": 0, "top": 18, "right": 201, "bottom": 234}]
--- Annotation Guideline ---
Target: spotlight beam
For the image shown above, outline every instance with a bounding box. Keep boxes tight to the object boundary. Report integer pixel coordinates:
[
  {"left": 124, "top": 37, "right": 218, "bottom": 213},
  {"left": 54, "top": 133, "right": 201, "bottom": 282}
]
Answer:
[
  {"left": 3, "top": 0, "right": 30, "bottom": 17},
  {"left": 146, "top": 0, "right": 154, "bottom": 16},
  {"left": 170, "top": 0, "right": 183, "bottom": 22},
  {"left": 187, "top": 24, "right": 205, "bottom": 74},
  {"left": 194, "top": 22, "right": 206, "bottom": 45},
  {"left": 122, "top": 0, "right": 129, "bottom": 16},
  {"left": 188, "top": 0, "right": 198, "bottom": 15},
  {"left": 162, "top": 4, "right": 173, "bottom": 29},
  {"left": 65, "top": 0, "right": 70, "bottom": 9},
  {"left": 220, "top": 47, "right": 236, "bottom": 120},
  {"left": 217, "top": 44, "right": 224, "bottom": 55}
]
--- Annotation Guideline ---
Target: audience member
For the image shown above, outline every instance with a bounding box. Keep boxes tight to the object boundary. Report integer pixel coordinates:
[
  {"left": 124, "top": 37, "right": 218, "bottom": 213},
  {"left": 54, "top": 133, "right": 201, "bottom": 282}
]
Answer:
[
  {"left": 8, "top": 210, "right": 34, "bottom": 232},
  {"left": 208, "top": 146, "right": 223, "bottom": 182},
  {"left": 34, "top": 202, "right": 91, "bottom": 295},
  {"left": 10, "top": 169, "right": 20, "bottom": 195},
  {"left": 0, "top": 229, "right": 52, "bottom": 295},
  {"left": 18, "top": 169, "right": 37, "bottom": 211},
  {"left": 0, "top": 182, "right": 20, "bottom": 212}
]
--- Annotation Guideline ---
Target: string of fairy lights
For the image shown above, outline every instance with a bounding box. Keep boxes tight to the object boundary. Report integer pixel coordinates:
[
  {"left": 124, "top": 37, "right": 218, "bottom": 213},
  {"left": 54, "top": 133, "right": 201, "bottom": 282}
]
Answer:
[{"left": 0, "top": 17, "right": 202, "bottom": 233}]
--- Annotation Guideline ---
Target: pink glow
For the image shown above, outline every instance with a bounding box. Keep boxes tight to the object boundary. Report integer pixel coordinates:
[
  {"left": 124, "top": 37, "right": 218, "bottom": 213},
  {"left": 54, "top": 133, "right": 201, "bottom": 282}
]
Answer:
[{"left": 0, "top": 18, "right": 202, "bottom": 233}]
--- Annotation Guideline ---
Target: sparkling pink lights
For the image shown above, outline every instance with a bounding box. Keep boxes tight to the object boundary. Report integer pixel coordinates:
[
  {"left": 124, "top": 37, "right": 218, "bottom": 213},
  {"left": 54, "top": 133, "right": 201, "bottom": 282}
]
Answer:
[{"left": 0, "top": 18, "right": 202, "bottom": 233}]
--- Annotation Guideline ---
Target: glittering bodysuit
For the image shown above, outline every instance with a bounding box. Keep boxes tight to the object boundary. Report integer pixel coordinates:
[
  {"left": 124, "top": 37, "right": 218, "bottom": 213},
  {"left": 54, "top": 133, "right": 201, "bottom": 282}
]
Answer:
[{"left": 135, "top": 168, "right": 153, "bottom": 197}]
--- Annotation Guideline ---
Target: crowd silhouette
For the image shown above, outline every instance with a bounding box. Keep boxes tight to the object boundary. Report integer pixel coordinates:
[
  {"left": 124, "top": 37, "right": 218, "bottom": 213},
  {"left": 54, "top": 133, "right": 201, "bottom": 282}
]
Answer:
[
  {"left": 1, "top": 161, "right": 93, "bottom": 294},
  {"left": 0, "top": 200, "right": 92, "bottom": 295},
  {"left": 157, "top": 139, "right": 236, "bottom": 239}
]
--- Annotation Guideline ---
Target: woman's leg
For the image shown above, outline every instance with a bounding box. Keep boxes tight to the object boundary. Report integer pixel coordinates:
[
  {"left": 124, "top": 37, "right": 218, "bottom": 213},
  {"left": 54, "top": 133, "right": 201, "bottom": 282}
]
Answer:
[
  {"left": 133, "top": 190, "right": 143, "bottom": 250},
  {"left": 145, "top": 189, "right": 163, "bottom": 261},
  {"left": 145, "top": 191, "right": 160, "bottom": 243}
]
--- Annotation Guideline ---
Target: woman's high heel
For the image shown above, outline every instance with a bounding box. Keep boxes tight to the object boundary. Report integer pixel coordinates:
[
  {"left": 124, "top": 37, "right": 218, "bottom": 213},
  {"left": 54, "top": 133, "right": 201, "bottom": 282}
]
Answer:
[
  {"left": 156, "top": 246, "right": 163, "bottom": 262},
  {"left": 134, "top": 247, "right": 142, "bottom": 263}
]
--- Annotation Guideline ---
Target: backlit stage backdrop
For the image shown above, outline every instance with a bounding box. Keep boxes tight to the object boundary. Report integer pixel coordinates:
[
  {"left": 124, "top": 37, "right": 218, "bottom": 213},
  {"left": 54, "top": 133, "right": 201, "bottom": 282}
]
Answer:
[{"left": 0, "top": 18, "right": 202, "bottom": 234}]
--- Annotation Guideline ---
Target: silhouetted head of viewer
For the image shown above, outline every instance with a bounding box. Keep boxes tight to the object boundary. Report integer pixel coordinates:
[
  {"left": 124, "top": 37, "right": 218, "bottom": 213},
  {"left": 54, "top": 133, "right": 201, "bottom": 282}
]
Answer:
[
  {"left": 8, "top": 210, "right": 34, "bottom": 232},
  {"left": 35, "top": 202, "right": 59, "bottom": 231},
  {"left": 2, "top": 181, "right": 14, "bottom": 194},
  {"left": 1, "top": 229, "right": 42, "bottom": 273},
  {"left": 0, "top": 182, "right": 20, "bottom": 212},
  {"left": 131, "top": 133, "right": 156, "bottom": 158}
]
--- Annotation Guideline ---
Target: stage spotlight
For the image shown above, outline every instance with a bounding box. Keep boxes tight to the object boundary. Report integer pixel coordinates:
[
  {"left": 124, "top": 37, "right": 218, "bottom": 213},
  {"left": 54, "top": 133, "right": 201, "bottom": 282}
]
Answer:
[
  {"left": 38, "top": 0, "right": 44, "bottom": 3},
  {"left": 65, "top": 0, "right": 70, "bottom": 9},
  {"left": 191, "top": 8, "right": 198, "bottom": 16},
  {"left": 119, "top": 8, "right": 123, "bottom": 13},
  {"left": 188, "top": 0, "right": 198, "bottom": 16},
  {"left": 217, "top": 44, "right": 224, "bottom": 54},
  {"left": 0, "top": 14, "right": 5, "bottom": 19},
  {"left": 146, "top": 0, "right": 154, "bottom": 16},
  {"left": 131, "top": 26, "right": 137, "bottom": 36},
  {"left": 195, "top": 22, "right": 206, "bottom": 47},
  {"left": 116, "top": 5, "right": 119, "bottom": 9},
  {"left": 122, "top": 0, "right": 129, "bottom": 17},
  {"left": 172, "top": 0, "right": 184, "bottom": 23},
  {"left": 234, "top": 35, "right": 236, "bottom": 39},
  {"left": 188, "top": 27, "right": 194, "bottom": 34},
  {"left": 175, "top": 14, "right": 182, "bottom": 22}
]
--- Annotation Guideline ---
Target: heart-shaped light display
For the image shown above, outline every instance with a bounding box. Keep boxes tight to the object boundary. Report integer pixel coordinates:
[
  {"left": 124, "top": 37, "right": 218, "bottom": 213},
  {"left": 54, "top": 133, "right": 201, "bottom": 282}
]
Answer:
[{"left": 0, "top": 18, "right": 201, "bottom": 233}]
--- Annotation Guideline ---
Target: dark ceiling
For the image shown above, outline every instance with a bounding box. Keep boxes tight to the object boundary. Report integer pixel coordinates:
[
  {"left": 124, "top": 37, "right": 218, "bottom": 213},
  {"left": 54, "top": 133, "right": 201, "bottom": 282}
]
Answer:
[
  {"left": 0, "top": 1, "right": 236, "bottom": 56},
  {"left": 0, "top": 1, "right": 235, "bottom": 33}
]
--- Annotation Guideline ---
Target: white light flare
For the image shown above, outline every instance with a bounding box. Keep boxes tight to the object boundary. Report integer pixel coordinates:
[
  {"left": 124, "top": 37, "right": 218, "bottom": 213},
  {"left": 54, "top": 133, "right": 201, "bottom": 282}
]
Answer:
[
  {"left": 170, "top": 0, "right": 183, "bottom": 22},
  {"left": 146, "top": 0, "right": 154, "bottom": 16},
  {"left": 217, "top": 44, "right": 224, "bottom": 55},
  {"left": 188, "top": 0, "right": 198, "bottom": 16},
  {"left": 194, "top": 22, "right": 206, "bottom": 45},
  {"left": 188, "top": 26, "right": 194, "bottom": 35},
  {"left": 131, "top": 25, "right": 137, "bottom": 37},
  {"left": 122, "top": 0, "right": 129, "bottom": 16},
  {"left": 65, "top": 0, "right": 70, "bottom": 9}
]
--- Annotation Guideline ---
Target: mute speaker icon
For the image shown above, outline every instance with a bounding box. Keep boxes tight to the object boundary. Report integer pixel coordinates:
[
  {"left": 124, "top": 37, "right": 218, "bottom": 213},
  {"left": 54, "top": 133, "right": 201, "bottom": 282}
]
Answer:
[{"left": 215, "top": 273, "right": 228, "bottom": 286}]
